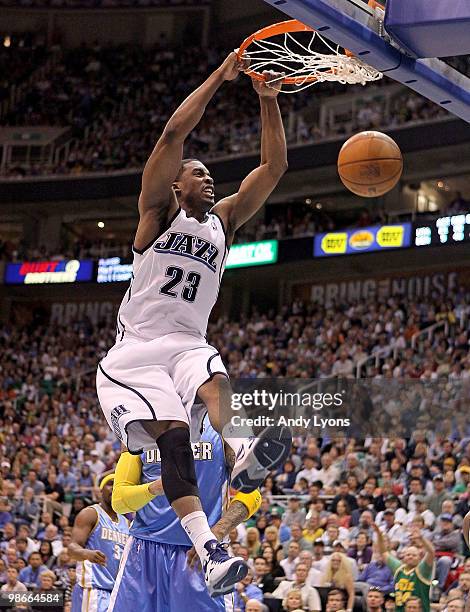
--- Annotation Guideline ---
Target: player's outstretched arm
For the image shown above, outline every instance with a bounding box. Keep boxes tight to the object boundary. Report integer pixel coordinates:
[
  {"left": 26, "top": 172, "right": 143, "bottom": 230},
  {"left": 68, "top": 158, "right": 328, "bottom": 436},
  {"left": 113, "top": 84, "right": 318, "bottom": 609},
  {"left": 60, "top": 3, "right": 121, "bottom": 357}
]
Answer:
[
  {"left": 213, "top": 70, "right": 287, "bottom": 239},
  {"left": 69, "top": 506, "right": 107, "bottom": 565},
  {"left": 112, "top": 450, "right": 163, "bottom": 514},
  {"left": 135, "top": 52, "right": 249, "bottom": 251}
]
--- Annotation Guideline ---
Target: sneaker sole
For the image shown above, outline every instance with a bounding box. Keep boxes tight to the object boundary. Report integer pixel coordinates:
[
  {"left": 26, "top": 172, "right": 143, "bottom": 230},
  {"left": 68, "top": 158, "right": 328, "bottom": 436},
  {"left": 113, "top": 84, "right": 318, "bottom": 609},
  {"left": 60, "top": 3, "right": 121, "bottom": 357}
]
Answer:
[
  {"left": 209, "top": 560, "right": 248, "bottom": 598},
  {"left": 231, "top": 425, "right": 292, "bottom": 493}
]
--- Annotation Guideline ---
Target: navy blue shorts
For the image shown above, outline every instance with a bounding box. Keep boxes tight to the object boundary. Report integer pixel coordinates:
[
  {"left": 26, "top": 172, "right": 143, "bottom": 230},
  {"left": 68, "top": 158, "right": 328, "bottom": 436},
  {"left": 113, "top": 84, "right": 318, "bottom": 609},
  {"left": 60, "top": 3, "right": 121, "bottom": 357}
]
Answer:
[{"left": 109, "top": 536, "right": 234, "bottom": 612}]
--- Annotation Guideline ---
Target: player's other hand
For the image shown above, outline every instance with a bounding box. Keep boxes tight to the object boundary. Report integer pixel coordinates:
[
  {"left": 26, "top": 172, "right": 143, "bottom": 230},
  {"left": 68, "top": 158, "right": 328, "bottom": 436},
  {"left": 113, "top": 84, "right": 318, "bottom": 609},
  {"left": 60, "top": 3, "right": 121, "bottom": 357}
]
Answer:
[
  {"left": 148, "top": 478, "right": 164, "bottom": 496},
  {"left": 87, "top": 550, "right": 107, "bottom": 565},
  {"left": 252, "top": 71, "right": 284, "bottom": 97},
  {"left": 218, "top": 51, "right": 250, "bottom": 82},
  {"left": 186, "top": 546, "right": 201, "bottom": 571}
]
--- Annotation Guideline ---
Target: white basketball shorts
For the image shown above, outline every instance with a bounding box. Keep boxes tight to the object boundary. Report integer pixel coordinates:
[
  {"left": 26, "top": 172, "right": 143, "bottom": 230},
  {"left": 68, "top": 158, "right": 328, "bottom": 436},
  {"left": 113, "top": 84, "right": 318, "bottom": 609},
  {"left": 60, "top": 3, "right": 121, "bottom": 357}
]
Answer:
[{"left": 96, "top": 332, "right": 227, "bottom": 454}]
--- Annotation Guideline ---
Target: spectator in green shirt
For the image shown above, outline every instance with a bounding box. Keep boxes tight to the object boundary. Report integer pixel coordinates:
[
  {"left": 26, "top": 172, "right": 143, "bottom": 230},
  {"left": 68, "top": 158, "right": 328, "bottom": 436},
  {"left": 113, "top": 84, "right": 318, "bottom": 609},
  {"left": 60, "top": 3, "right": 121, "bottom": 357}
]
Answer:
[
  {"left": 373, "top": 523, "right": 434, "bottom": 612},
  {"left": 453, "top": 466, "right": 470, "bottom": 494}
]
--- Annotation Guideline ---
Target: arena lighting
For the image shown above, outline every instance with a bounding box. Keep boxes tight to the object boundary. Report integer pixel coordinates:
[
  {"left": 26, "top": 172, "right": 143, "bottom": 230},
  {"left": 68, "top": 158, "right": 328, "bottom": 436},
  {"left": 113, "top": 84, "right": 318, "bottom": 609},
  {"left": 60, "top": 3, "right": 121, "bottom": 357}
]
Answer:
[
  {"left": 97, "top": 221, "right": 105, "bottom": 228},
  {"left": 3, "top": 36, "right": 10, "bottom": 48},
  {"left": 225, "top": 240, "right": 278, "bottom": 269}
]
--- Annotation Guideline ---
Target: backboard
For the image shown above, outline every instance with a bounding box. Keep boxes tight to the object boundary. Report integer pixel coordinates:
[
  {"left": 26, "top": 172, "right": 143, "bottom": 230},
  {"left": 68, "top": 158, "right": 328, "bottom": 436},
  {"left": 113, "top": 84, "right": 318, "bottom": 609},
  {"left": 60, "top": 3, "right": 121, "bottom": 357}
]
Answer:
[{"left": 261, "top": 0, "right": 470, "bottom": 123}]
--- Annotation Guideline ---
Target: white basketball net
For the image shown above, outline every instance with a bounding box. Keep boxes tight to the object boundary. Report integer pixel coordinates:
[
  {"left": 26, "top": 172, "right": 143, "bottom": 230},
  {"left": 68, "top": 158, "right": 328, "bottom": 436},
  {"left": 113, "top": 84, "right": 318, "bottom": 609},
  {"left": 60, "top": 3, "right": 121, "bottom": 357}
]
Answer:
[{"left": 244, "top": 31, "right": 383, "bottom": 92}]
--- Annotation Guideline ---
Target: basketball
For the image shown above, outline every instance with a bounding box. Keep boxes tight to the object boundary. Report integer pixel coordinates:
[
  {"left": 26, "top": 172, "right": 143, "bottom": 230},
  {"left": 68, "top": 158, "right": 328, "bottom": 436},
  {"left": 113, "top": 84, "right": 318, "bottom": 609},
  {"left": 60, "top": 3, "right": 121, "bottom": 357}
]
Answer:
[{"left": 337, "top": 131, "right": 403, "bottom": 197}]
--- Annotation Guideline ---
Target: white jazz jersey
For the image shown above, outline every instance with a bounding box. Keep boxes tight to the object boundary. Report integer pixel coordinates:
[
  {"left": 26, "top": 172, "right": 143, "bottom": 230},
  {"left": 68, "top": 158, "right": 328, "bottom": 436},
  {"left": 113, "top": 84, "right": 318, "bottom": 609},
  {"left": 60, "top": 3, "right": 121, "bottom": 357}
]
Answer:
[{"left": 116, "top": 208, "right": 228, "bottom": 342}]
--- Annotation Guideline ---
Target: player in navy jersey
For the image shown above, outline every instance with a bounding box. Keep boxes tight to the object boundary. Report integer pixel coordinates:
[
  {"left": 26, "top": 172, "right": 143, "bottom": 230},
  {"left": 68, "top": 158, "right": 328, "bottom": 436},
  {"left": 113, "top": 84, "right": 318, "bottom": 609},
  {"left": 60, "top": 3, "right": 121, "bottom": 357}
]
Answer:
[
  {"left": 69, "top": 474, "right": 130, "bottom": 612},
  {"left": 109, "top": 409, "right": 261, "bottom": 611},
  {"left": 96, "top": 51, "right": 291, "bottom": 596}
]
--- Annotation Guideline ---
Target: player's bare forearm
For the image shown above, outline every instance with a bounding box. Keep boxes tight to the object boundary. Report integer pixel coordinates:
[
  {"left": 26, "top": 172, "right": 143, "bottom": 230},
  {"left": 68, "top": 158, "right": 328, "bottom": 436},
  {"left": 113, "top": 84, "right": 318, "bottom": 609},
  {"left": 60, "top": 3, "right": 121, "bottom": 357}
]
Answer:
[
  {"left": 138, "top": 69, "right": 224, "bottom": 216},
  {"left": 212, "top": 500, "right": 249, "bottom": 541},
  {"left": 259, "top": 97, "right": 287, "bottom": 174},
  {"left": 163, "top": 52, "right": 248, "bottom": 141},
  {"left": 68, "top": 541, "right": 86, "bottom": 561},
  {"left": 69, "top": 507, "right": 106, "bottom": 564},
  {"left": 138, "top": 53, "right": 248, "bottom": 224},
  {"left": 69, "top": 543, "right": 107, "bottom": 565},
  {"left": 163, "top": 72, "right": 224, "bottom": 144},
  {"left": 214, "top": 78, "right": 287, "bottom": 234}
]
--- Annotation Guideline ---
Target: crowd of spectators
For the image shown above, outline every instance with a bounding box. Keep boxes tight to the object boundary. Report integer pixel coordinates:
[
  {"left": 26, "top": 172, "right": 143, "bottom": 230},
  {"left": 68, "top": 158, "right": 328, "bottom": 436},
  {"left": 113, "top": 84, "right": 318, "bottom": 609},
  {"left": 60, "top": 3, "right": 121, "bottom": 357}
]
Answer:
[
  {"left": 210, "top": 294, "right": 470, "bottom": 381},
  {"left": 1, "top": 289, "right": 470, "bottom": 607},
  {"left": 1, "top": 39, "right": 450, "bottom": 178}
]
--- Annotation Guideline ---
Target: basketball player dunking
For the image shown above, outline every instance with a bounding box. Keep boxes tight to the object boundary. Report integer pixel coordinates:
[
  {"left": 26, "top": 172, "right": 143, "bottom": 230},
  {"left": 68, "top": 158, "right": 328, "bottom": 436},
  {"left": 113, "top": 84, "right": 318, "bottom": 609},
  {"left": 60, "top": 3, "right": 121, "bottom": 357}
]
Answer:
[{"left": 96, "top": 51, "right": 291, "bottom": 596}]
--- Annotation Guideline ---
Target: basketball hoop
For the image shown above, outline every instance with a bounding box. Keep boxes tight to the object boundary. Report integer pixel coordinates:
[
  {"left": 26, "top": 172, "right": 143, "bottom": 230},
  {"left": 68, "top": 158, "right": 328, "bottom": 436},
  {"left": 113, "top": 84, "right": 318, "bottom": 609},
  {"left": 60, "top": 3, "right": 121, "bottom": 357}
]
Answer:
[{"left": 238, "top": 19, "right": 383, "bottom": 92}]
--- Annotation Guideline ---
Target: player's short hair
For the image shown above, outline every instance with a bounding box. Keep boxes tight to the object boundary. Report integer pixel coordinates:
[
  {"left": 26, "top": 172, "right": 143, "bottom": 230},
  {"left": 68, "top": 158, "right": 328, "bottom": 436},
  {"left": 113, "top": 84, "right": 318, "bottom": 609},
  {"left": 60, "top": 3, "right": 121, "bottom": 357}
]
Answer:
[{"left": 176, "top": 158, "right": 200, "bottom": 180}]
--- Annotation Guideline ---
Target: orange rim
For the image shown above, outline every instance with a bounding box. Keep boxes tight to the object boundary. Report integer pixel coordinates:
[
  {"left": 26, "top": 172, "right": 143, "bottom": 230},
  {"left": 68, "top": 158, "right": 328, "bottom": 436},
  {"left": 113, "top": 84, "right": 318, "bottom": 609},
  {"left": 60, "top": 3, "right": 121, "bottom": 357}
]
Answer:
[{"left": 238, "top": 19, "right": 354, "bottom": 85}]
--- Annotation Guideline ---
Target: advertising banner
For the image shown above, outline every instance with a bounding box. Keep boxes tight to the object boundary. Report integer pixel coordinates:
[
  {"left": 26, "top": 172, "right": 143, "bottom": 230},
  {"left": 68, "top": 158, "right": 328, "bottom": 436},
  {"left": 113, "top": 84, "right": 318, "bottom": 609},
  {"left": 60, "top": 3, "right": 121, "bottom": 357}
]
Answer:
[
  {"left": 5, "top": 260, "right": 93, "bottom": 285},
  {"left": 226, "top": 240, "right": 278, "bottom": 269},
  {"left": 292, "top": 268, "right": 470, "bottom": 306},
  {"left": 314, "top": 223, "right": 412, "bottom": 257}
]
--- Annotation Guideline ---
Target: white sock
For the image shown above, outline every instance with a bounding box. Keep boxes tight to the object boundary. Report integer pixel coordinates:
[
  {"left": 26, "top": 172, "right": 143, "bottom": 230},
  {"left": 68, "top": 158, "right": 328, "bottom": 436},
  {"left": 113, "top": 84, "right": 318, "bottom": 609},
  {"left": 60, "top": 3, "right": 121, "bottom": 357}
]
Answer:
[
  {"left": 222, "top": 422, "right": 253, "bottom": 458},
  {"left": 181, "top": 511, "right": 215, "bottom": 559},
  {"left": 223, "top": 436, "right": 245, "bottom": 457}
]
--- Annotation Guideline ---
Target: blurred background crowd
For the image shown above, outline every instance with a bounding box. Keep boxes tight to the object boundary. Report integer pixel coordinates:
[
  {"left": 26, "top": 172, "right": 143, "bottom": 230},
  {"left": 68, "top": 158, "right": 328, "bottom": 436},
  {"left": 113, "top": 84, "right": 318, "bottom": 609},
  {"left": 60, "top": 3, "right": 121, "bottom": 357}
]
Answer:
[
  {"left": 1, "top": 193, "right": 469, "bottom": 263},
  {"left": 1, "top": 39, "right": 448, "bottom": 179},
  {"left": 1, "top": 288, "right": 470, "bottom": 610}
]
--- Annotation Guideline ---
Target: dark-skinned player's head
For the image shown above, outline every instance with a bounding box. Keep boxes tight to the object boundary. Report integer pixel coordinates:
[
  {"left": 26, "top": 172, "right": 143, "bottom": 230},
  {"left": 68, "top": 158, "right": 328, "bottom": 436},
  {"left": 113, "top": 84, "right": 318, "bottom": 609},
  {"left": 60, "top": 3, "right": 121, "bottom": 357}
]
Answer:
[
  {"left": 173, "top": 159, "right": 215, "bottom": 213},
  {"left": 98, "top": 473, "right": 115, "bottom": 507}
]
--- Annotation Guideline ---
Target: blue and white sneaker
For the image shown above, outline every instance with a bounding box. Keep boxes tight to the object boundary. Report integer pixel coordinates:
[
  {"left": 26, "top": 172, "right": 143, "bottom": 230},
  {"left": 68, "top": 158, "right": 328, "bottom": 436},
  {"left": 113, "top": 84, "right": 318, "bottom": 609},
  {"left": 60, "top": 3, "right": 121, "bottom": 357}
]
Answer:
[
  {"left": 231, "top": 425, "right": 292, "bottom": 493},
  {"left": 202, "top": 540, "right": 248, "bottom": 597}
]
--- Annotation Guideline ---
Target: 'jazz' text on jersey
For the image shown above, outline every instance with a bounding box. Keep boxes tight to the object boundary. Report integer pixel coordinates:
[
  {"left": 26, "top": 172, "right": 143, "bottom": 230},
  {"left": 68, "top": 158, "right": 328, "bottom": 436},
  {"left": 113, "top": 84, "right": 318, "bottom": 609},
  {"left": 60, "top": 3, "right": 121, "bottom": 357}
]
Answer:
[{"left": 154, "top": 232, "right": 219, "bottom": 273}]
